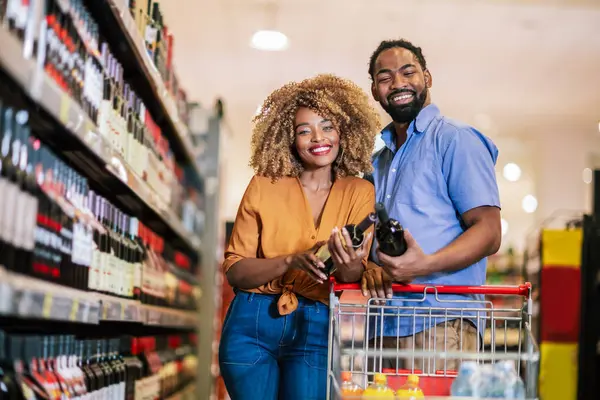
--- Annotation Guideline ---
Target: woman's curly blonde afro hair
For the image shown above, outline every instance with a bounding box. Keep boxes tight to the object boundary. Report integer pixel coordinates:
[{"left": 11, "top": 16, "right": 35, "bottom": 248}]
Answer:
[{"left": 250, "top": 74, "right": 381, "bottom": 180}]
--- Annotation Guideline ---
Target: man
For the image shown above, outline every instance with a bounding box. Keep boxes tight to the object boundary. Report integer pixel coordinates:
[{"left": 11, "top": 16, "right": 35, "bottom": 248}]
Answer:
[{"left": 362, "top": 39, "right": 501, "bottom": 371}]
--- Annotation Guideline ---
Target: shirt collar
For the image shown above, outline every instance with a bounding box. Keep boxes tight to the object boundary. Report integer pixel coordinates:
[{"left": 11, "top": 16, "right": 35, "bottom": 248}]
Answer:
[{"left": 380, "top": 103, "right": 441, "bottom": 152}]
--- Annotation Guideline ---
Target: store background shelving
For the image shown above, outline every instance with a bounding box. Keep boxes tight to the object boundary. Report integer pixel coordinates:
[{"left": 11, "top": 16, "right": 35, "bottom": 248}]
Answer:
[
  {"left": 0, "top": 25, "right": 201, "bottom": 253},
  {"left": 0, "top": 0, "right": 222, "bottom": 398}
]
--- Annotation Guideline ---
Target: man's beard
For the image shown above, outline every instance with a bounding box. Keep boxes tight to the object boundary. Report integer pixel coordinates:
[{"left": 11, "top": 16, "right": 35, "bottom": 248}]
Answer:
[{"left": 381, "top": 88, "right": 428, "bottom": 124}]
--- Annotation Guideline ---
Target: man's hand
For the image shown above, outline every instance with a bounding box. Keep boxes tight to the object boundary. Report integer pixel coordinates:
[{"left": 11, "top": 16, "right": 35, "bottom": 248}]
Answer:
[
  {"left": 376, "top": 230, "right": 431, "bottom": 282},
  {"left": 361, "top": 267, "right": 393, "bottom": 302}
]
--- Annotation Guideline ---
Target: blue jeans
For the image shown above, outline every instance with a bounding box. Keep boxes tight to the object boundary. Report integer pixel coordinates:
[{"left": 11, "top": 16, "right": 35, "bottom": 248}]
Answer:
[{"left": 219, "top": 290, "right": 329, "bottom": 400}]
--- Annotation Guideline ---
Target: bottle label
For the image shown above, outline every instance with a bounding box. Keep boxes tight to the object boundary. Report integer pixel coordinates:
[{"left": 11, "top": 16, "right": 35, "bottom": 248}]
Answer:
[
  {"left": 89, "top": 246, "right": 100, "bottom": 290},
  {"left": 133, "top": 262, "right": 142, "bottom": 291},
  {"left": 99, "top": 251, "right": 108, "bottom": 292},
  {"left": 13, "top": 187, "right": 28, "bottom": 249},
  {"left": 144, "top": 26, "right": 158, "bottom": 52},
  {"left": 2, "top": 182, "right": 18, "bottom": 243},
  {"left": 24, "top": 196, "right": 39, "bottom": 251},
  {"left": 118, "top": 258, "right": 126, "bottom": 296},
  {"left": 108, "top": 250, "right": 118, "bottom": 294}
]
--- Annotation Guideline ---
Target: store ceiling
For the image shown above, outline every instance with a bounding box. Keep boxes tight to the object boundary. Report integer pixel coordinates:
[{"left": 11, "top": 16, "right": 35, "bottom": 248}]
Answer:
[{"left": 162, "top": 0, "right": 600, "bottom": 138}]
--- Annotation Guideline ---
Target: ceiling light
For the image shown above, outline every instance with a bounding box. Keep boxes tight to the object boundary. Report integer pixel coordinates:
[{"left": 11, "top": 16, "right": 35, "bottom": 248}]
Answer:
[
  {"left": 583, "top": 168, "right": 593, "bottom": 184},
  {"left": 501, "top": 219, "right": 509, "bottom": 237},
  {"left": 522, "top": 195, "right": 538, "bottom": 213},
  {"left": 503, "top": 163, "right": 521, "bottom": 182},
  {"left": 251, "top": 30, "right": 289, "bottom": 51}
]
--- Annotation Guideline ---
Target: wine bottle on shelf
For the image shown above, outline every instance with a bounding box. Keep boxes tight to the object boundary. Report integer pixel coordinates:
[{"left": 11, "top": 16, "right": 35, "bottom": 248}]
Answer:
[
  {"left": 31, "top": 143, "right": 54, "bottom": 281},
  {"left": 374, "top": 202, "right": 407, "bottom": 257},
  {"left": 314, "top": 211, "right": 377, "bottom": 276},
  {"left": 0, "top": 330, "right": 20, "bottom": 400},
  {"left": 88, "top": 340, "right": 107, "bottom": 399},
  {"left": 121, "top": 213, "right": 135, "bottom": 299},
  {"left": 43, "top": 151, "right": 65, "bottom": 281},
  {"left": 98, "top": 199, "right": 112, "bottom": 295},
  {"left": 130, "top": 217, "right": 144, "bottom": 301},
  {"left": 111, "top": 339, "right": 127, "bottom": 400},
  {"left": 12, "top": 111, "right": 36, "bottom": 274},
  {"left": 80, "top": 340, "right": 97, "bottom": 398},
  {"left": 0, "top": 106, "right": 18, "bottom": 271},
  {"left": 58, "top": 162, "right": 76, "bottom": 288},
  {"left": 112, "top": 208, "right": 126, "bottom": 298},
  {"left": 121, "top": 336, "right": 143, "bottom": 400},
  {"left": 22, "top": 125, "right": 39, "bottom": 277}
]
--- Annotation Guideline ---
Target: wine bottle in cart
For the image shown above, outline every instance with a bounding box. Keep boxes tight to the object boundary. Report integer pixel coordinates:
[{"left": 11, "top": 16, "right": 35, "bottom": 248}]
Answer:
[
  {"left": 314, "top": 211, "right": 377, "bottom": 276},
  {"left": 374, "top": 202, "right": 407, "bottom": 257}
]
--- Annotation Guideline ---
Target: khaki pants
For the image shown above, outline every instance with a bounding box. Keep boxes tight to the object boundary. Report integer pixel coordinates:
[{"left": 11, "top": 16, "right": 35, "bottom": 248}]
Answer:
[{"left": 368, "top": 319, "right": 479, "bottom": 372}]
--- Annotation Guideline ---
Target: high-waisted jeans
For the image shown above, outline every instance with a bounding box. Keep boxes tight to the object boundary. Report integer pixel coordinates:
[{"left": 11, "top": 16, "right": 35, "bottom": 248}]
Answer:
[{"left": 218, "top": 290, "right": 329, "bottom": 400}]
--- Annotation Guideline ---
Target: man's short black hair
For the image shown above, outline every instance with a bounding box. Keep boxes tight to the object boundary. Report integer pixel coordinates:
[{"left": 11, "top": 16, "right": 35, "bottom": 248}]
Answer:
[{"left": 368, "top": 39, "right": 427, "bottom": 80}]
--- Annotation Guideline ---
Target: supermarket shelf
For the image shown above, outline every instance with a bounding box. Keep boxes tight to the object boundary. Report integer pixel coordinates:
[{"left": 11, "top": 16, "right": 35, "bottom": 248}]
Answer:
[
  {"left": 85, "top": 0, "right": 202, "bottom": 184},
  {"left": 0, "top": 267, "right": 101, "bottom": 324},
  {"left": 0, "top": 26, "right": 201, "bottom": 254},
  {"left": 0, "top": 268, "right": 199, "bottom": 329}
]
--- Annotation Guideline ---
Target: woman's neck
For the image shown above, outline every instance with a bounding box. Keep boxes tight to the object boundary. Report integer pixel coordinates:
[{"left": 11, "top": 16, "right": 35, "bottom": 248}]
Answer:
[{"left": 299, "top": 166, "right": 333, "bottom": 192}]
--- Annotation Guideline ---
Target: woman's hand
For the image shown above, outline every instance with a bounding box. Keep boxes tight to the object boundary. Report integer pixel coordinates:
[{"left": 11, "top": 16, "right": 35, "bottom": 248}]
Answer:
[
  {"left": 361, "top": 266, "right": 393, "bottom": 304},
  {"left": 328, "top": 227, "right": 371, "bottom": 279},
  {"left": 285, "top": 242, "right": 328, "bottom": 284}
]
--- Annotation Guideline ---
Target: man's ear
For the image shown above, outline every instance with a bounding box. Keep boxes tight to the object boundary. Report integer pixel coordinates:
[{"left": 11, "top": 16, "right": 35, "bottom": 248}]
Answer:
[
  {"left": 424, "top": 69, "right": 433, "bottom": 88},
  {"left": 371, "top": 82, "right": 380, "bottom": 102}
]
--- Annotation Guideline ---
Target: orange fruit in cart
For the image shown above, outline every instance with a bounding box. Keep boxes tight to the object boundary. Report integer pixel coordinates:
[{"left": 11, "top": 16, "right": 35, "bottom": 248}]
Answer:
[
  {"left": 340, "top": 371, "right": 364, "bottom": 398},
  {"left": 362, "top": 373, "right": 395, "bottom": 399},
  {"left": 396, "top": 374, "right": 424, "bottom": 399}
]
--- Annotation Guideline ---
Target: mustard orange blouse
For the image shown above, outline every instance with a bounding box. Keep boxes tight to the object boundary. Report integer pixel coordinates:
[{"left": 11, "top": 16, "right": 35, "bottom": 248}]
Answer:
[{"left": 222, "top": 175, "right": 375, "bottom": 313}]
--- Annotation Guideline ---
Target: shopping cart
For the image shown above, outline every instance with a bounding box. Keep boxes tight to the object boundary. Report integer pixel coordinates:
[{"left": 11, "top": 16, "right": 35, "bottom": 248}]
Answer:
[{"left": 326, "top": 279, "right": 540, "bottom": 399}]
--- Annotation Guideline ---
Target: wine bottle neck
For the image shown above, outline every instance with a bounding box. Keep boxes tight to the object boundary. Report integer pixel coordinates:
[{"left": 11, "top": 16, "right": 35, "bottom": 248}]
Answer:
[{"left": 355, "top": 212, "right": 377, "bottom": 234}]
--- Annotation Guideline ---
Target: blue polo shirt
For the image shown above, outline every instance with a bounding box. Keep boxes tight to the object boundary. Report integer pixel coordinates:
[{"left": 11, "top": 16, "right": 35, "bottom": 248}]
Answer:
[{"left": 369, "top": 103, "right": 500, "bottom": 339}]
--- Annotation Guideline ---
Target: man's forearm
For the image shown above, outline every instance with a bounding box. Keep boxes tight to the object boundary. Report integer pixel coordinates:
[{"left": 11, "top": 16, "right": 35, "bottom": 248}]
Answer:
[
  {"left": 424, "top": 221, "right": 500, "bottom": 275},
  {"left": 226, "top": 257, "right": 289, "bottom": 289}
]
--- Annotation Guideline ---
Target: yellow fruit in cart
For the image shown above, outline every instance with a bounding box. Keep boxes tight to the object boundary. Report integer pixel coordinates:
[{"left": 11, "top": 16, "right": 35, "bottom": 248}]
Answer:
[
  {"left": 362, "top": 373, "right": 395, "bottom": 399},
  {"left": 340, "top": 371, "right": 364, "bottom": 399},
  {"left": 395, "top": 375, "right": 424, "bottom": 399}
]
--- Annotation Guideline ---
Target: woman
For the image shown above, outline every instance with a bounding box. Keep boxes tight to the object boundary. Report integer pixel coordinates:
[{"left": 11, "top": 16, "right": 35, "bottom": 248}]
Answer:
[{"left": 219, "top": 74, "right": 380, "bottom": 399}]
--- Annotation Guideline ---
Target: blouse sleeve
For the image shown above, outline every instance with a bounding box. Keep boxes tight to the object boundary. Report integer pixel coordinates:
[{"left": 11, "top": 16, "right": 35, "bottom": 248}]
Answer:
[
  {"left": 347, "top": 180, "right": 376, "bottom": 270},
  {"left": 222, "top": 176, "right": 261, "bottom": 273}
]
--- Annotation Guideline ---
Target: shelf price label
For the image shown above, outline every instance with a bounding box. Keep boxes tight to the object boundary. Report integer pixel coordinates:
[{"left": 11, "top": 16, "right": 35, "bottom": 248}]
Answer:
[
  {"left": 70, "top": 299, "right": 79, "bottom": 321},
  {"left": 59, "top": 93, "right": 71, "bottom": 125},
  {"left": 42, "top": 294, "right": 53, "bottom": 318}
]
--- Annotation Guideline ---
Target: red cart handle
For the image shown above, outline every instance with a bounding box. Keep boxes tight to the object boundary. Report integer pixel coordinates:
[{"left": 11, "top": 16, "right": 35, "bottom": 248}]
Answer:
[{"left": 331, "top": 279, "right": 531, "bottom": 297}]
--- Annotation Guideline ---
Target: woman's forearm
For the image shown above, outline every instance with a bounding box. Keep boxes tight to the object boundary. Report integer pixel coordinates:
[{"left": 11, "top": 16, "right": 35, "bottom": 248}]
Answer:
[
  {"left": 333, "top": 261, "right": 364, "bottom": 283},
  {"left": 226, "top": 257, "right": 290, "bottom": 289}
]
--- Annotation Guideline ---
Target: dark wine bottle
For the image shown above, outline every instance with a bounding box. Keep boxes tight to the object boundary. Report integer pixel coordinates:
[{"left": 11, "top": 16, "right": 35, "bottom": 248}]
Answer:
[
  {"left": 0, "top": 106, "right": 18, "bottom": 270},
  {"left": 374, "top": 202, "right": 407, "bottom": 257},
  {"left": 314, "top": 211, "right": 377, "bottom": 276}
]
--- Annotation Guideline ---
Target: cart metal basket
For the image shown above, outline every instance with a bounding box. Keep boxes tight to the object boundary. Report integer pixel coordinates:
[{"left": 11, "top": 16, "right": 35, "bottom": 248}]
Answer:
[{"left": 326, "top": 280, "right": 539, "bottom": 399}]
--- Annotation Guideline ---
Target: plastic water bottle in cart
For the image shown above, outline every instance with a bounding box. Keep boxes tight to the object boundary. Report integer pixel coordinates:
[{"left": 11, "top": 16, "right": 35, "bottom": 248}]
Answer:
[
  {"left": 494, "top": 361, "right": 526, "bottom": 399},
  {"left": 451, "top": 361, "right": 479, "bottom": 396}
]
